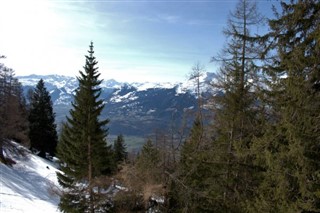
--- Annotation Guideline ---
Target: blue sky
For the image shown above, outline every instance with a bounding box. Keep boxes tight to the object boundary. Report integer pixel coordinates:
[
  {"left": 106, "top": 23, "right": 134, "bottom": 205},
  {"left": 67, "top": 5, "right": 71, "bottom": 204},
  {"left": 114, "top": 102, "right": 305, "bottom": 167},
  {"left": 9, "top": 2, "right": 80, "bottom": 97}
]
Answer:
[{"left": 0, "top": 0, "right": 277, "bottom": 83}]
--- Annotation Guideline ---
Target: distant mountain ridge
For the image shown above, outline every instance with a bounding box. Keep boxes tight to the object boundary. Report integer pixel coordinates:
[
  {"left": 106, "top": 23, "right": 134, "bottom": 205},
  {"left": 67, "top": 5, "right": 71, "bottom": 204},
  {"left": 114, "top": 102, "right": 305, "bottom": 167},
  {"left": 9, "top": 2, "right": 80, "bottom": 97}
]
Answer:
[{"left": 18, "top": 73, "right": 216, "bottom": 138}]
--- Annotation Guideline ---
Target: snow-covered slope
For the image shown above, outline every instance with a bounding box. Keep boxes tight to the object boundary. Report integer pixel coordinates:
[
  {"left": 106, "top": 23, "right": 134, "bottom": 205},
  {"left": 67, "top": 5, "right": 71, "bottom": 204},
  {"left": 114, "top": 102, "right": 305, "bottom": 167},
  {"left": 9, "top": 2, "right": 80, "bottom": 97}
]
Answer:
[{"left": 0, "top": 141, "right": 60, "bottom": 213}]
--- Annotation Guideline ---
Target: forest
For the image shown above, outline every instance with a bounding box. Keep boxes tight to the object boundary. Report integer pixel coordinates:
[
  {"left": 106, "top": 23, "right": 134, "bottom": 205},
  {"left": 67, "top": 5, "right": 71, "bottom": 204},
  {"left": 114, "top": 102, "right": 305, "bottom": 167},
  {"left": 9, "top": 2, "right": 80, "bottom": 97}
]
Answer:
[{"left": 0, "top": 0, "right": 320, "bottom": 212}]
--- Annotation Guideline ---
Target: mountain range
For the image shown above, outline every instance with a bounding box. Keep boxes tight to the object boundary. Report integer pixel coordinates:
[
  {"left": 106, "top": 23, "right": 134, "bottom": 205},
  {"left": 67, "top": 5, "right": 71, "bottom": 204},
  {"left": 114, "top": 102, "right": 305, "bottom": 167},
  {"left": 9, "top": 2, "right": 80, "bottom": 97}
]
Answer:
[{"left": 18, "top": 73, "right": 216, "bottom": 143}]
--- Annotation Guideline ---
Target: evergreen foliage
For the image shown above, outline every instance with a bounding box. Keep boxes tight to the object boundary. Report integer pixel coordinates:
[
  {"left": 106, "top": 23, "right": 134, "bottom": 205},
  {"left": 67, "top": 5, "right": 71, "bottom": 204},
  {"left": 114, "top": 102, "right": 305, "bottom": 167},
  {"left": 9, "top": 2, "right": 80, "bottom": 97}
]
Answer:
[
  {"left": 135, "top": 139, "right": 161, "bottom": 183},
  {"left": 28, "top": 79, "right": 58, "bottom": 157},
  {"left": 172, "top": 0, "right": 267, "bottom": 211},
  {"left": 208, "top": 0, "right": 267, "bottom": 210},
  {"left": 113, "top": 134, "right": 127, "bottom": 164},
  {"left": 56, "top": 42, "right": 114, "bottom": 212},
  {"left": 0, "top": 0, "right": 317, "bottom": 211},
  {"left": 174, "top": 116, "right": 215, "bottom": 212},
  {"left": 250, "top": 1, "right": 320, "bottom": 211}
]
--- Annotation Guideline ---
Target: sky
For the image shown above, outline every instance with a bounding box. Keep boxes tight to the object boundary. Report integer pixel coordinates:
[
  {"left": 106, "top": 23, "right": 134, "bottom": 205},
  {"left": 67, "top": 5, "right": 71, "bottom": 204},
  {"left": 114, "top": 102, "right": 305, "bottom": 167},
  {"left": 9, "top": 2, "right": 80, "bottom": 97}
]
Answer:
[{"left": 0, "top": 0, "right": 277, "bottom": 83}]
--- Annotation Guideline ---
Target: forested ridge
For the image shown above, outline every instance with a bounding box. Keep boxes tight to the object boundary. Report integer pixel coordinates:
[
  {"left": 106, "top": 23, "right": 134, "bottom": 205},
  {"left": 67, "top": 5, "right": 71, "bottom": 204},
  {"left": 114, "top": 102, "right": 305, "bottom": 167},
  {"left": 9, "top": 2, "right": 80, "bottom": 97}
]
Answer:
[{"left": 1, "top": 0, "right": 320, "bottom": 212}]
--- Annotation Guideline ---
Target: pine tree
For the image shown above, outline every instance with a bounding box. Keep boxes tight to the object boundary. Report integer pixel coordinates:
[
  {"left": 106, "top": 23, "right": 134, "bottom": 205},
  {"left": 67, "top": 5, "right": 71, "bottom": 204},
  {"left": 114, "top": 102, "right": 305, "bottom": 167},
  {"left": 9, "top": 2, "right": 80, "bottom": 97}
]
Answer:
[
  {"left": 56, "top": 42, "right": 114, "bottom": 212},
  {"left": 251, "top": 1, "right": 320, "bottom": 211},
  {"left": 28, "top": 79, "right": 58, "bottom": 157},
  {"left": 113, "top": 134, "right": 127, "bottom": 164}
]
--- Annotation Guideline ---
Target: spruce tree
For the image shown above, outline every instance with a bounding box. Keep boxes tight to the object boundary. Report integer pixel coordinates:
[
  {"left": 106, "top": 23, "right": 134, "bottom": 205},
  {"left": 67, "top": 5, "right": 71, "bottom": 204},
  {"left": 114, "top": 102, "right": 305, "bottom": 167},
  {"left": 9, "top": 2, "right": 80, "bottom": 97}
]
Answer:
[
  {"left": 28, "top": 79, "right": 58, "bottom": 157},
  {"left": 56, "top": 42, "right": 114, "bottom": 212},
  {"left": 251, "top": 1, "right": 320, "bottom": 211},
  {"left": 113, "top": 134, "right": 127, "bottom": 164}
]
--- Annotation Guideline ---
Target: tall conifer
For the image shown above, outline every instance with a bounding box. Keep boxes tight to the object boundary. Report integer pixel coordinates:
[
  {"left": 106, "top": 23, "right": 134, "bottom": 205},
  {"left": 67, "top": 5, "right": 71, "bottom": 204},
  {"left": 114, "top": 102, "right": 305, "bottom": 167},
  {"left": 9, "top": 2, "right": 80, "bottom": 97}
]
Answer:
[
  {"left": 56, "top": 42, "right": 113, "bottom": 212},
  {"left": 208, "top": 0, "right": 266, "bottom": 210},
  {"left": 29, "top": 79, "right": 57, "bottom": 157},
  {"left": 113, "top": 134, "right": 127, "bottom": 164},
  {"left": 172, "top": 1, "right": 266, "bottom": 211},
  {"left": 251, "top": 1, "right": 320, "bottom": 211},
  {"left": 175, "top": 116, "right": 214, "bottom": 212}
]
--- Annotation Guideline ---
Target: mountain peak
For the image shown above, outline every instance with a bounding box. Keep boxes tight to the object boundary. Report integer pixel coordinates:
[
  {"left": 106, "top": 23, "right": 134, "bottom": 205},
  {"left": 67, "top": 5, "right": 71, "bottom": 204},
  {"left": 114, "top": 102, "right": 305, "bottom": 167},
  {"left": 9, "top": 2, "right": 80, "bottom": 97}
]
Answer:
[{"left": 17, "top": 73, "right": 220, "bottom": 137}]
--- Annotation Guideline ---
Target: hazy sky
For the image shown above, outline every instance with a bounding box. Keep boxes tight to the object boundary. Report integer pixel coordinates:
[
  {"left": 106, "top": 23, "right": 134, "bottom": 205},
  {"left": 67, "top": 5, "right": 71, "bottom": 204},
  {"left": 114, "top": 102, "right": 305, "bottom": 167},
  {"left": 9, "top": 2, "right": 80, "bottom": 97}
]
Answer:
[{"left": 0, "top": 0, "right": 277, "bottom": 83}]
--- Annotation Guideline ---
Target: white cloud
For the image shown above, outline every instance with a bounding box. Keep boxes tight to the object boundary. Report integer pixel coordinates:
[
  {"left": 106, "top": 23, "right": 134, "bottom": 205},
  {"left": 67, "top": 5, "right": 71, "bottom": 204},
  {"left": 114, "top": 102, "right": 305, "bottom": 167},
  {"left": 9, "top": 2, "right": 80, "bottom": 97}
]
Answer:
[{"left": 157, "top": 14, "right": 180, "bottom": 24}]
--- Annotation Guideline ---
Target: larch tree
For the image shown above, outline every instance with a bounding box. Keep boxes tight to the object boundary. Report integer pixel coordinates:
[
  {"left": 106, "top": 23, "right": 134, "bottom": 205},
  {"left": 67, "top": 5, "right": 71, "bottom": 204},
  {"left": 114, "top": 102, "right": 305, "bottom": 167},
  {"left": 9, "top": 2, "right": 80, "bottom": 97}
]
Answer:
[
  {"left": 251, "top": 1, "right": 320, "bottom": 211},
  {"left": 204, "top": 0, "right": 266, "bottom": 210},
  {"left": 0, "top": 58, "right": 29, "bottom": 163},
  {"left": 28, "top": 79, "right": 58, "bottom": 157},
  {"left": 189, "top": 62, "right": 206, "bottom": 120},
  {"left": 3, "top": 75, "right": 29, "bottom": 145},
  {"left": 171, "top": 62, "right": 210, "bottom": 212},
  {"left": 56, "top": 42, "right": 114, "bottom": 212},
  {"left": 171, "top": 1, "right": 267, "bottom": 211}
]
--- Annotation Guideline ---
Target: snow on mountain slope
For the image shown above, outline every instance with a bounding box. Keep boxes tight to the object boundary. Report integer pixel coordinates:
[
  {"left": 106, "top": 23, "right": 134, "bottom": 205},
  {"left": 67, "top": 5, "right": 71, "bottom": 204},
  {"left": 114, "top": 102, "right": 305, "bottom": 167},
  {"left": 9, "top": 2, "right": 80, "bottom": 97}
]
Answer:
[
  {"left": 17, "top": 72, "right": 217, "bottom": 100},
  {"left": 0, "top": 141, "right": 61, "bottom": 213},
  {"left": 131, "top": 81, "right": 175, "bottom": 91},
  {"left": 18, "top": 74, "right": 77, "bottom": 91},
  {"left": 17, "top": 73, "right": 217, "bottom": 137}
]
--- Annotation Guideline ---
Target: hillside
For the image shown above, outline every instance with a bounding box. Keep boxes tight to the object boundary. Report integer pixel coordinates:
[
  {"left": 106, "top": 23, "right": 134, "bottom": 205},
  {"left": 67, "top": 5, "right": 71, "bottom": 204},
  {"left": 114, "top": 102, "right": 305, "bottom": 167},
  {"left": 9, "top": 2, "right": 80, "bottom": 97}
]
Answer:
[{"left": 0, "top": 141, "right": 60, "bottom": 212}]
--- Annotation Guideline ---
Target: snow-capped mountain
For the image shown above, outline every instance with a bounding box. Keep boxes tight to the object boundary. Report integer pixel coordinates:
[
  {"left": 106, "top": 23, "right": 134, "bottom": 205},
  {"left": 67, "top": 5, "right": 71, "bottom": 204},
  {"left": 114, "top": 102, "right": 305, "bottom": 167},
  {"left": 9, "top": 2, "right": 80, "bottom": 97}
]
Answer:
[{"left": 18, "top": 73, "right": 216, "bottom": 137}]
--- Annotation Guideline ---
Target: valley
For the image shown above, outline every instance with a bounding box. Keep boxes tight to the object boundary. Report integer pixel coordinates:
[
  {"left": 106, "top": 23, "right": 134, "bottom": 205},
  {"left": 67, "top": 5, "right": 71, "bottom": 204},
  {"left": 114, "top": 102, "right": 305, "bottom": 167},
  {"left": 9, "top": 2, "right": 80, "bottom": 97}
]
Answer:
[{"left": 18, "top": 74, "right": 214, "bottom": 150}]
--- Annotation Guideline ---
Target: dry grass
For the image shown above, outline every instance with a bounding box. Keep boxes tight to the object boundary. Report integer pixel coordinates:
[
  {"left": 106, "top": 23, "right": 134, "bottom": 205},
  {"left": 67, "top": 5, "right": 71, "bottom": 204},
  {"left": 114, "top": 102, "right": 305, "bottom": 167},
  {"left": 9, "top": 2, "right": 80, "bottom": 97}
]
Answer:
[
  {"left": 114, "top": 164, "right": 167, "bottom": 211},
  {"left": 142, "top": 183, "right": 164, "bottom": 204}
]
